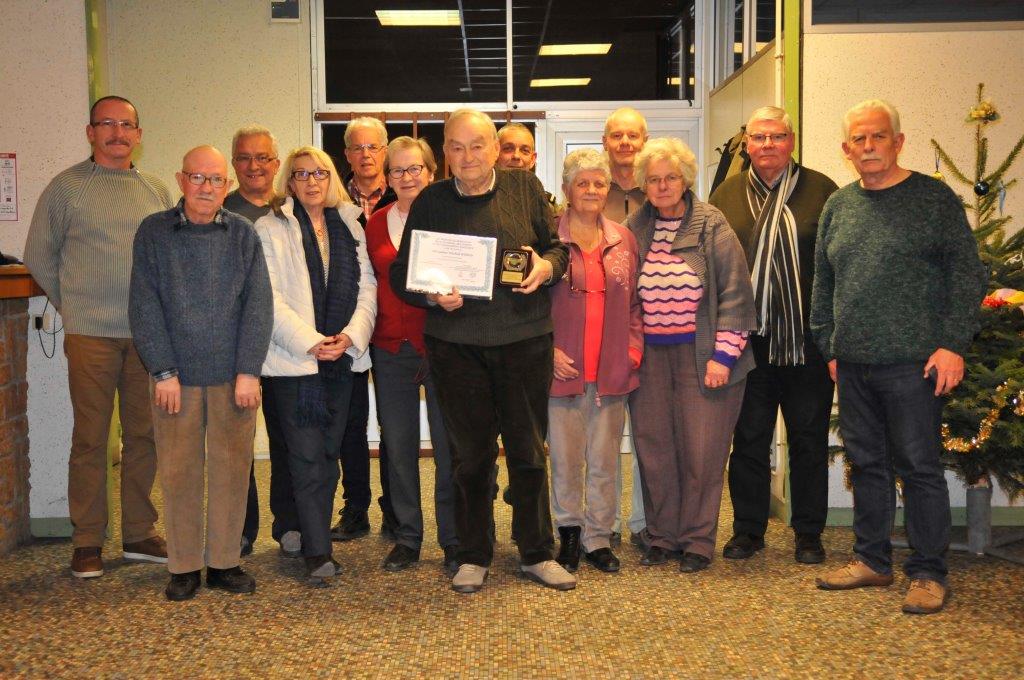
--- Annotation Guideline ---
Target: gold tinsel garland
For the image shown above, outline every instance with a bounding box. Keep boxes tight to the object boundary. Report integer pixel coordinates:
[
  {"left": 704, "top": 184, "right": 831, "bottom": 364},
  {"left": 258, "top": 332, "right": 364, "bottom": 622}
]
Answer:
[{"left": 941, "top": 382, "right": 1024, "bottom": 453}]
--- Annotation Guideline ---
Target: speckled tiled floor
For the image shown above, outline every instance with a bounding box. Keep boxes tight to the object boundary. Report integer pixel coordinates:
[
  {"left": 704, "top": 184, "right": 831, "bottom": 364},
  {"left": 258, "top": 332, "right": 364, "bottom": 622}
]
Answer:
[{"left": 1, "top": 458, "right": 1022, "bottom": 679}]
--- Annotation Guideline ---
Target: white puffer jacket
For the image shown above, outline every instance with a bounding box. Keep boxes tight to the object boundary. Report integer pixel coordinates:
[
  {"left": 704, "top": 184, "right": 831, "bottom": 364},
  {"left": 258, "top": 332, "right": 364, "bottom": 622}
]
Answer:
[{"left": 255, "top": 197, "right": 377, "bottom": 376}]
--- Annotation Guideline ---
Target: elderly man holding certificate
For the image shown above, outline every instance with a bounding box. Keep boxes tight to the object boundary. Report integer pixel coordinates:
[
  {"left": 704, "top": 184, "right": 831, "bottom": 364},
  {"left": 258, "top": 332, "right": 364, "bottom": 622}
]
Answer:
[{"left": 390, "top": 108, "right": 570, "bottom": 594}]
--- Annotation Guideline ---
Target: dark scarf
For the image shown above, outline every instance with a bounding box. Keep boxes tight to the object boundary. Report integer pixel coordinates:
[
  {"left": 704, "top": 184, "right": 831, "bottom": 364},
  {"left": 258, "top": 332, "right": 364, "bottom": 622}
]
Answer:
[
  {"left": 293, "top": 201, "right": 360, "bottom": 426},
  {"left": 746, "top": 161, "right": 804, "bottom": 366}
]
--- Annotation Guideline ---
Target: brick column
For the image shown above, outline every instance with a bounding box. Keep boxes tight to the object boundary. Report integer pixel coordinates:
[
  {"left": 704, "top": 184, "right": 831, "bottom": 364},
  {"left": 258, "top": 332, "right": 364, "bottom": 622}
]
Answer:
[{"left": 0, "top": 298, "right": 31, "bottom": 555}]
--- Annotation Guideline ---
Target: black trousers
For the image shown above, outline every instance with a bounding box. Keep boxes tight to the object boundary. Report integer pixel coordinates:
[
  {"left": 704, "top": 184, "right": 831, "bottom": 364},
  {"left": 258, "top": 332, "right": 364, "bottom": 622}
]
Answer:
[
  {"left": 426, "top": 334, "right": 555, "bottom": 567},
  {"left": 337, "top": 370, "right": 392, "bottom": 515},
  {"left": 242, "top": 462, "right": 259, "bottom": 543},
  {"left": 263, "top": 374, "right": 353, "bottom": 557},
  {"left": 262, "top": 377, "right": 298, "bottom": 543},
  {"left": 728, "top": 333, "right": 834, "bottom": 538}
]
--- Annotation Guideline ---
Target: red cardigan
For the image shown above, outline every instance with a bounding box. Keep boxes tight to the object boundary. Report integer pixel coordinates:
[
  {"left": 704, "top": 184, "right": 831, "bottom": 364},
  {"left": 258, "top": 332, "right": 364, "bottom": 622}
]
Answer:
[{"left": 365, "top": 203, "right": 427, "bottom": 355}]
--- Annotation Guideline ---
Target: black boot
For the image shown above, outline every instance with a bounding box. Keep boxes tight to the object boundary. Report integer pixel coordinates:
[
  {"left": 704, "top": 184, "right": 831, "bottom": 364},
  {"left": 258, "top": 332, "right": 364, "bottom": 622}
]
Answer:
[{"left": 556, "top": 526, "right": 582, "bottom": 573}]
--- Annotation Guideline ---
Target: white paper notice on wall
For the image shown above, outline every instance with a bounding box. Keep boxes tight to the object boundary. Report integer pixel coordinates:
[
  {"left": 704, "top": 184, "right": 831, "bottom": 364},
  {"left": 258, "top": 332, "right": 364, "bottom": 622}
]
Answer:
[{"left": 0, "top": 153, "right": 16, "bottom": 221}]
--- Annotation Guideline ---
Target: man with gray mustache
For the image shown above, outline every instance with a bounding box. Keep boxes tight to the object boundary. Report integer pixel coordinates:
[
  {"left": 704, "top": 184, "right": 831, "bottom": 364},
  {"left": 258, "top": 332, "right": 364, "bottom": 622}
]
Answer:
[{"left": 810, "top": 99, "right": 986, "bottom": 615}]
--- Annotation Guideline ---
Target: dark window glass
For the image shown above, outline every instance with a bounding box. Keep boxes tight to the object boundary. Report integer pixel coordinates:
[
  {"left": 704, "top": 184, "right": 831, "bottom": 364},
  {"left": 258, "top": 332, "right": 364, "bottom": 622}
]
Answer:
[
  {"left": 811, "top": 0, "right": 1024, "bottom": 25},
  {"left": 756, "top": 0, "right": 776, "bottom": 46},
  {"left": 321, "top": 121, "right": 539, "bottom": 181},
  {"left": 733, "top": 1, "right": 745, "bottom": 73},
  {"left": 511, "top": 0, "right": 696, "bottom": 102},
  {"left": 322, "top": 0, "right": 507, "bottom": 104}
]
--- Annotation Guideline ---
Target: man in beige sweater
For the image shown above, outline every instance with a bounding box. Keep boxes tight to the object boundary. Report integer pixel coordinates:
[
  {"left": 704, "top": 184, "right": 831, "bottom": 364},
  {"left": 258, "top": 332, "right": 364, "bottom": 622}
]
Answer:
[{"left": 24, "top": 96, "right": 173, "bottom": 579}]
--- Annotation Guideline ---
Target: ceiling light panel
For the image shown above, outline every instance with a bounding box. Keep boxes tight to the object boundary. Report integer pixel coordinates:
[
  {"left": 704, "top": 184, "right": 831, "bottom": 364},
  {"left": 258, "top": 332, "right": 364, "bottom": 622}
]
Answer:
[
  {"left": 375, "top": 10, "right": 461, "bottom": 26},
  {"left": 538, "top": 43, "right": 612, "bottom": 56}
]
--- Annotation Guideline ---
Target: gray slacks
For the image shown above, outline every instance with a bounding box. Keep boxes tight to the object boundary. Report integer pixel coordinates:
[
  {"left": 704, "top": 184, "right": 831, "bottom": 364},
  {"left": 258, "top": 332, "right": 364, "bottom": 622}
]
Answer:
[
  {"left": 548, "top": 383, "right": 627, "bottom": 552},
  {"left": 629, "top": 343, "right": 745, "bottom": 559}
]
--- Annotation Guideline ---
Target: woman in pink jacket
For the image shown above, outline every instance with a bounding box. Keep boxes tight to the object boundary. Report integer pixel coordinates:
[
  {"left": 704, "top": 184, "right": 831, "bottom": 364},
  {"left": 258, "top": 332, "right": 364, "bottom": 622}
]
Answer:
[{"left": 549, "top": 148, "right": 643, "bottom": 574}]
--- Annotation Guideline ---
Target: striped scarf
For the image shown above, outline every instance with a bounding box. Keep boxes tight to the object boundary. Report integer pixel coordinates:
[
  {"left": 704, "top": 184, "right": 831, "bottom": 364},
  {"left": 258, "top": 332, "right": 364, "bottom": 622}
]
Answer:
[{"left": 745, "top": 161, "right": 804, "bottom": 365}]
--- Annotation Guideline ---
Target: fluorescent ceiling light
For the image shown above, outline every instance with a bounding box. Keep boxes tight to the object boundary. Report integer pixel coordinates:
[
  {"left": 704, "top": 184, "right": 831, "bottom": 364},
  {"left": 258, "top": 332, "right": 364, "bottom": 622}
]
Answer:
[
  {"left": 538, "top": 43, "right": 612, "bottom": 56},
  {"left": 734, "top": 42, "right": 744, "bottom": 54},
  {"left": 375, "top": 10, "right": 461, "bottom": 26},
  {"left": 530, "top": 78, "right": 591, "bottom": 88},
  {"left": 666, "top": 77, "right": 696, "bottom": 86}
]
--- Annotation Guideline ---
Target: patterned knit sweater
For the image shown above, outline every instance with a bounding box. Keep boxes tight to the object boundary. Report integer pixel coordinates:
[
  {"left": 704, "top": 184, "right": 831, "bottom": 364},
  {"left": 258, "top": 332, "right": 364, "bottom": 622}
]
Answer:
[
  {"left": 638, "top": 215, "right": 747, "bottom": 367},
  {"left": 24, "top": 159, "right": 173, "bottom": 337}
]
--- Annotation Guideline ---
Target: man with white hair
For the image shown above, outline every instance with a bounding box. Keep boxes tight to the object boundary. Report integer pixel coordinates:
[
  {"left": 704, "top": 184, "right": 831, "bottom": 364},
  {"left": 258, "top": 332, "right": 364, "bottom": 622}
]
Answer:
[
  {"left": 331, "top": 116, "right": 399, "bottom": 543},
  {"left": 810, "top": 99, "right": 986, "bottom": 615},
  {"left": 709, "top": 106, "right": 837, "bottom": 565},
  {"left": 390, "top": 108, "right": 572, "bottom": 594},
  {"left": 225, "top": 124, "right": 282, "bottom": 557}
]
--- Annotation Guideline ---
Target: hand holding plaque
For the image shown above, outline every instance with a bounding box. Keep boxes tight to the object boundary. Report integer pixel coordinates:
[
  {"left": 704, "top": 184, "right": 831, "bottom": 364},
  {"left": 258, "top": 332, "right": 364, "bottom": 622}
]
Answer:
[{"left": 498, "top": 248, "right": 533, "bottom": 287}]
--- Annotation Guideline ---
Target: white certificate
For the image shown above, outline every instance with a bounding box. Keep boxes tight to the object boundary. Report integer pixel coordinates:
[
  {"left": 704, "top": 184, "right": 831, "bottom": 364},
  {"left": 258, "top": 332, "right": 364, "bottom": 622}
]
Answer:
[{"left": 406, "top": 230, "right": 497, "bottom": 300}]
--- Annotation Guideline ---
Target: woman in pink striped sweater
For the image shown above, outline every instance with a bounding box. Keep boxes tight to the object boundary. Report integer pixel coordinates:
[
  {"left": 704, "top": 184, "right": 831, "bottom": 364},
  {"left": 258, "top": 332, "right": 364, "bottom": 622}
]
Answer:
[{"left": 625, "top": 138, "right": 756, "bottom": 574}]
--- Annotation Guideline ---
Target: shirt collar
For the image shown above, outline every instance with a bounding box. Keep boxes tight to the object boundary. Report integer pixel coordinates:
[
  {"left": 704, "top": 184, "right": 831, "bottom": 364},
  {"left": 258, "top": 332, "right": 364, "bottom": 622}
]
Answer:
[
  {"left": 453, "top": 169, "right": 497, "bottom": 197},
  {"left": 174, "top": 197, "right": 226, "bottom": 230},
  {"left": 347, "top": 174, "right": 387, "bottom": 201}
]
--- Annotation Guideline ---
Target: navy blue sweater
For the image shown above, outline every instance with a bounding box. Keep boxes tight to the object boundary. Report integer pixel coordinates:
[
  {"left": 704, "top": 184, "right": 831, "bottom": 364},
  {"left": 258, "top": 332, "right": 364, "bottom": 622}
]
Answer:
[{"left": 129, "top": 202, "right": 273, "bottom": 386}]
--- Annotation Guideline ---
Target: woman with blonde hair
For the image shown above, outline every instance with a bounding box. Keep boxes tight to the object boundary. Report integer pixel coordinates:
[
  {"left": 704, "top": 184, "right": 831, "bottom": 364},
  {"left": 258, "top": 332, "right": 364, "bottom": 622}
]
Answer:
[
  {"left": 254, "top": 146, "right": 377, "bottom": 585},
  {"left": 364, "top": 137, "right": 460, "bottom": 575}
]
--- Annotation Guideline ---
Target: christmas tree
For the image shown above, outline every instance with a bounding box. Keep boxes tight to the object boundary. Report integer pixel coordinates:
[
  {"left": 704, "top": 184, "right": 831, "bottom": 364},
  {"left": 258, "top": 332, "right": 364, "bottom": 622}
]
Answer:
[{"left": 932, "top": 83, "right": 1024, "bottom": 499}]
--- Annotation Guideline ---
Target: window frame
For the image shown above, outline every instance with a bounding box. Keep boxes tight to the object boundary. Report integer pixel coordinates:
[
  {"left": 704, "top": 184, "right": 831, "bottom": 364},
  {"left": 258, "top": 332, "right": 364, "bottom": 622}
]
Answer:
[{"left": 310, "top": 0, "right": 706, "bottom": 115}]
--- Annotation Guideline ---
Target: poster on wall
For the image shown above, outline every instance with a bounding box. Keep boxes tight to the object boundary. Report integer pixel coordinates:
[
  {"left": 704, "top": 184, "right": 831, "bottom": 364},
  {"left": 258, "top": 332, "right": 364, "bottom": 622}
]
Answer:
[{"left": 0, "top": 153, "right": 16, "bottom": 221}]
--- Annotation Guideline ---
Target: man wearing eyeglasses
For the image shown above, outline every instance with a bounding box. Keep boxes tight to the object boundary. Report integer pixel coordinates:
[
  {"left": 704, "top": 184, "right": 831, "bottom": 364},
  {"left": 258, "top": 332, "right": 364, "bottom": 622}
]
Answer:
[
  {"left": 223, "top": 124, "right": 281, "bottom": 558},
  {"left": 25, "top": 95, "right": 173, "bottom": 580},
  {"left": 708, "top": 106, "right": 838, "bottom": 566},
  {"left": 330, "top": 117, "right": 400, "bottom": 543},
  {"left": 129, "top": 145, "right": 272, "bottom": 601}
]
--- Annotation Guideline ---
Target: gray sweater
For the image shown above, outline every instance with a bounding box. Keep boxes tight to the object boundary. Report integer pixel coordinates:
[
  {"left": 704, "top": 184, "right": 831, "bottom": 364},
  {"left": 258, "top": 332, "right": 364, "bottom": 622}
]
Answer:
[
  {"left": 24, "top": 159, "right": 173, "bottom": 337},
  {"left": 626, "top": 193, "right": 757, "bottom": 393},
  {"left": 128, "top": 201, "right": 273, "bottom": 386},
  {"left": 810, "top": 171, "right": 987, "bottom": 363}
]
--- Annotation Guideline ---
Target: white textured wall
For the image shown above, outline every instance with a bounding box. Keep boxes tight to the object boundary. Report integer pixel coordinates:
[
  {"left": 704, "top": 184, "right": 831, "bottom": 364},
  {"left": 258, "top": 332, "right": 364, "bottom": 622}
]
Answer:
[
  {"left": 803, "top": 29, "right": 1024, "bottom": 510},
  {"left": 105, "top": 0, "right": 313, "bottom": 194},
  {"left": 0, "top": 0, "right": 89, "bottom": 525}
]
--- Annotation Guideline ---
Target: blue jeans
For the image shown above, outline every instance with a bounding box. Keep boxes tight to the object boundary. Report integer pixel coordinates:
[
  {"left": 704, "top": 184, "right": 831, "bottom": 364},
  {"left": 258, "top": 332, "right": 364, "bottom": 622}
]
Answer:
[{"left": 837, "top": 360, "right": 950, "bottom": 582}]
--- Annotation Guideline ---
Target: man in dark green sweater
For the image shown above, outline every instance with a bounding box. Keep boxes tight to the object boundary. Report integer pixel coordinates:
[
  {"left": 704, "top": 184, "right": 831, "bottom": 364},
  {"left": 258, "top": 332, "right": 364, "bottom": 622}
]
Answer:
[
  {"left": 710, "top": 106, "right": 837, "bottom": 566},
  {"left": 810, "top": 100, "right": 987, "bottom": 615},
  {"left": 390, "top": 108, "right": 571, "bottom": 594}
]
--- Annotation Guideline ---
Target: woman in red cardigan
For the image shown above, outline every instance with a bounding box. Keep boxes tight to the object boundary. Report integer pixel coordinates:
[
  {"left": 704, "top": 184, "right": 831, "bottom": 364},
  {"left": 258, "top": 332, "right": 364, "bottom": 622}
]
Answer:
[{"left": 364, "top": 137, "right": 458, "bottom": 575}]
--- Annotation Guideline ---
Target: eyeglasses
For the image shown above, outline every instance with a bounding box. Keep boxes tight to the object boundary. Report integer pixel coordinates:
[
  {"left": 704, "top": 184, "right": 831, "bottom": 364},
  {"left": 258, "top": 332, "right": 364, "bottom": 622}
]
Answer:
[
  {"left": 388, "top": 164, "right": 426, "bottom": 179},
  {"left": 184, "top": 173, "right": 229, "bottom": 188},
  {"left": 291, "top": 168, "right": 330, "bottom": 181},
  {"left": 90, "top": 119, "right": 138, "bottom": 131},
  {"left": 645, "top": 174, "right": 684, "bottom": 187},
  {"left": 233, "top": 154, "right": 277, "bottom": 165},
  {"left": 747, "top": 133, "right": 790, "bottom": 145},
  {"left": 566, "top": 259, "right": 605, "bottom": 295},
  {"left": 347, "top": 144, "right": 383, "bottom": 154}
]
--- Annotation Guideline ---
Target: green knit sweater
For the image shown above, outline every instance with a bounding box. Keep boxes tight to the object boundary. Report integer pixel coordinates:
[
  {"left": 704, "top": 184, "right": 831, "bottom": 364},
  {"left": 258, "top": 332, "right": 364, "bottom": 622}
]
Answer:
[
  {"left": 24, "top": 159, "right": 173, "bottom": 337},
  {"left": 390, "top": 169, "right": 567, "bottom": 347},
  {"left": 809, "top": 171, "right": 987, "bottom": 363}
]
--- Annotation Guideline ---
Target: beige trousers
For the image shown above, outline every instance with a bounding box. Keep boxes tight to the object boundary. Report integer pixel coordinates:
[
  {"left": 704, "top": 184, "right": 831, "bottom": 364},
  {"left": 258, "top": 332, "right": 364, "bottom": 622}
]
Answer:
[
  {"left": 152, "top": 381, "right": 255, "bottom": 574},
  {"left": 64, "top": 334, "right": 158, "bottom": 548}
]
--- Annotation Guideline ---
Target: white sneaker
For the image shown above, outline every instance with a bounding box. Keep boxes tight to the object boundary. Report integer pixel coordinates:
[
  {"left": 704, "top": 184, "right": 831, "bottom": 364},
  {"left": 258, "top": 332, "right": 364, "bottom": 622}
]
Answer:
[
  {"left": 451, "top": 564, "right": 488, "bottom": 593},
  {"left": 280, "top": 531, "right": 302, "bottom": 558},
  {"left": 521, "top": 560, "right": 577, "bottom": 591}
]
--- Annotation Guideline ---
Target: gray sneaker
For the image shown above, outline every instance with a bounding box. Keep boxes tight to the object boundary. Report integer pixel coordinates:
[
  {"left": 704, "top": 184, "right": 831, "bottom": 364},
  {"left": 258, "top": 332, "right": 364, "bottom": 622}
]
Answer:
[
  {"left": 280, "top": 531, "right": 302, "bottom": 558},
  {"left": 521, "top": 560, "right": 577, "bottom": 591},
  {"left": 451, "top": 564, "right": 488, "bottom": 594}
]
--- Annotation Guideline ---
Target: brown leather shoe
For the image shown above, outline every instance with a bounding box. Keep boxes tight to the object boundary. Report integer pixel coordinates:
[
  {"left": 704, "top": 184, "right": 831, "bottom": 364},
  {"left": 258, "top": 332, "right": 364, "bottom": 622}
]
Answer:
[
  {"left": 815, "top": 559, "right": 894, "bottom": 590},
  {"left": 123, "top": 535, "right": 168, "bottom": 564},
  {"left": 902, "top": 579, "right": 949, "bottom": 615},
  {"left": 71, "top": 547, "right": 104, "bottom": 578}
]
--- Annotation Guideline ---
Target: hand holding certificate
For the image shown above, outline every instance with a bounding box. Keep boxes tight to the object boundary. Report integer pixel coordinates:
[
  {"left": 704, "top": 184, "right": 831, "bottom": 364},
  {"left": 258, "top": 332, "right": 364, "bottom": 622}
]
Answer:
[{"left": 406, "top": 230, "right": 498, "bottom": 300}]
